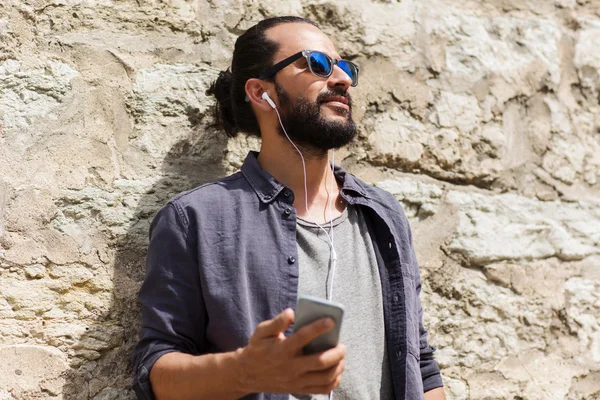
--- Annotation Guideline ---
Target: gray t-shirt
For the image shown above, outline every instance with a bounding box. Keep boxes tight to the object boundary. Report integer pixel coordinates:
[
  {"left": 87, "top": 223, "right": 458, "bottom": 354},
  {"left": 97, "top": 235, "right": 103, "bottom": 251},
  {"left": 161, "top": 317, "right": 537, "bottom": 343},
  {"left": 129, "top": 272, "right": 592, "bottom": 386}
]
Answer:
[{"left": 291, "top": 205, "right": 393, "bottom": 400}]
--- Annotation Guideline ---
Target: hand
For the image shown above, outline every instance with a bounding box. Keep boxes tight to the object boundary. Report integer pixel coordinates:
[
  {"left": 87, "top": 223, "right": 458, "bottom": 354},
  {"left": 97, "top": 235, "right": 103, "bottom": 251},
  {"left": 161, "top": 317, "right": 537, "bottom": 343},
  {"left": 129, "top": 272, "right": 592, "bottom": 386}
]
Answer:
[{"left": 235, "top": 308, "right": 346, "bottom": 395}]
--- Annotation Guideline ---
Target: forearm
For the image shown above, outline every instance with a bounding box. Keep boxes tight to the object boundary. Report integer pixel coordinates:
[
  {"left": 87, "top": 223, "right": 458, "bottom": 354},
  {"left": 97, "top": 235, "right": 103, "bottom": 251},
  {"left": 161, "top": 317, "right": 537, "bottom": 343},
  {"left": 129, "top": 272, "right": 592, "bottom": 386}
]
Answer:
[
  {"left": 424, "top": 387, "right": 446, "bottom": 400},
  {"left": 150, "top": 350, "right": 247, "bottom": 400}
]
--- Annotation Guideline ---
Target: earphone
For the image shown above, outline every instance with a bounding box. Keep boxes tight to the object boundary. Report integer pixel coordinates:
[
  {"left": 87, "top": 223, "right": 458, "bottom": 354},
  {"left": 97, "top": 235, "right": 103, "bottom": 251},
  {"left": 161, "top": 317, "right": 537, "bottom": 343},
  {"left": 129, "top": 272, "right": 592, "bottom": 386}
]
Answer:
[{"left": 262, "top": 92, "right": 277, "bottom": 109}]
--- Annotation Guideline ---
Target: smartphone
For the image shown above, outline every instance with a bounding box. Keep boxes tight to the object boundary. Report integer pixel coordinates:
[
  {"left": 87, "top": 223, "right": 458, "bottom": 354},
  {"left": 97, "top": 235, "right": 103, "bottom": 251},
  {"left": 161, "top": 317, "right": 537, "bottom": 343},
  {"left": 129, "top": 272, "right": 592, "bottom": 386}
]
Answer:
[{"left": 293, "top": 295, "right": 344, "bottom": 355}]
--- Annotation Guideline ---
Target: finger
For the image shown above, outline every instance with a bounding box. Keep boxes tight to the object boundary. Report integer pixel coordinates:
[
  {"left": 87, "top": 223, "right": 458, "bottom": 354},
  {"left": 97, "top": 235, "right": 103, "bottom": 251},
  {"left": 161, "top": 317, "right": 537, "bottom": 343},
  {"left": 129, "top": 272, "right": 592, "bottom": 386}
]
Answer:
[
  {"left": 299, "top": 375, "right": 342, "bottom": 395},
  {"left": 253, "top": 308, "right": 294, "bottom": 339},
  {"left": 302, "top": 344, "right": 346, "bottom": 372},
  {"left": 300, "top": 360, "right": 345, "bottom": 388},
  {"left": 287, "top": 317, "right": 334, "bottom": 352}
]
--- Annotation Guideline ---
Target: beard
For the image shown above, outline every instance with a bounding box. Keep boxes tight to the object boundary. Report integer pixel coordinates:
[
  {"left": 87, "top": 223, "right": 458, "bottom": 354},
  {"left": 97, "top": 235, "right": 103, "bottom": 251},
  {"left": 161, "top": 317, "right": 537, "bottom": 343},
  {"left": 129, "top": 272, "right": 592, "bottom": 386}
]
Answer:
[{"left": 274, "top": 82, "right": 357, "bottom": 157}]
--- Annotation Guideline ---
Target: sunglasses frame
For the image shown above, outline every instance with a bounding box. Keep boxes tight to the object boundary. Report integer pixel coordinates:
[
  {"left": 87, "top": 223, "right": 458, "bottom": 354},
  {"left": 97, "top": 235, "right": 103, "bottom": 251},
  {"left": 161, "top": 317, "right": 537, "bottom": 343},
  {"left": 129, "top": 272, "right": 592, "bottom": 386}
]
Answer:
[{"left": 258, "top": 50, "right": 359, "bottom": 87}]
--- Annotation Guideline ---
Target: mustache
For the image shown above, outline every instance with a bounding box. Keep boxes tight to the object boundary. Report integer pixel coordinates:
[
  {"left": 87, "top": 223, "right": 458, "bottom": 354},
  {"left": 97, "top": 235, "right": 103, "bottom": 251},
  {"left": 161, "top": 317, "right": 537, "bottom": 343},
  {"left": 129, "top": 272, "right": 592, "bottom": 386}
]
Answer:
[{"left": 317, "top": 88, "right": 352, "bottom": 108}]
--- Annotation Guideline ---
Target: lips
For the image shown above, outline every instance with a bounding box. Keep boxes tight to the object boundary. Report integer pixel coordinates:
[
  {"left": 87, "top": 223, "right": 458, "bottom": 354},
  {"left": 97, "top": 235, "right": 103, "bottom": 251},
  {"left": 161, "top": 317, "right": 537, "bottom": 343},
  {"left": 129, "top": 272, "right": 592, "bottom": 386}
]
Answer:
[
  {"left": 321, "top": 95, "right": 349, "bottom": 105},
  {"left": 321, "top": 95, "right": 350, "bottom": 111}
]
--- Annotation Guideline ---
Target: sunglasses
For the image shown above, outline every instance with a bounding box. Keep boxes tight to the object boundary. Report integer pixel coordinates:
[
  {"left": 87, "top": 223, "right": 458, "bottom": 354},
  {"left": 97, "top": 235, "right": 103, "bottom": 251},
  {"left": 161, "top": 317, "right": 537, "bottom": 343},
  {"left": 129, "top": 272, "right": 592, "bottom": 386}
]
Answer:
[{"left": 259, "top": 50, "right": 359, "bottom": 87}]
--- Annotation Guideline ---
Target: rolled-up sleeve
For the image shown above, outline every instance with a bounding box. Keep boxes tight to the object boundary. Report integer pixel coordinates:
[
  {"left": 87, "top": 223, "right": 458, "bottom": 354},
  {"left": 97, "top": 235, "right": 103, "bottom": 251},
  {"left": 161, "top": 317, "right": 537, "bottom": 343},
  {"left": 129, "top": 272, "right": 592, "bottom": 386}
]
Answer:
[
  {"left": 132, "top": 202, "right": 206, "bottom": 400},
  {"left": 418, "top": 296, "right": 443, "bottom": 392}
]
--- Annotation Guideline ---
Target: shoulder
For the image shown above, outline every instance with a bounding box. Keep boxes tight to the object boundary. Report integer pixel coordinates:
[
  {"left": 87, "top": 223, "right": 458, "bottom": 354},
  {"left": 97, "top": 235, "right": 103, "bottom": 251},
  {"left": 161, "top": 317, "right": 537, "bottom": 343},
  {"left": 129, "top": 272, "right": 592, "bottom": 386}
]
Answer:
[
  {"left": 170, "top": 171, "right": 247, "bottom": 206},
  {"left": 156, "top": 171, "right": 251, "bottom": 226},
  {"left": 347, "top": 173, "right": 406, "bottom": 218}
]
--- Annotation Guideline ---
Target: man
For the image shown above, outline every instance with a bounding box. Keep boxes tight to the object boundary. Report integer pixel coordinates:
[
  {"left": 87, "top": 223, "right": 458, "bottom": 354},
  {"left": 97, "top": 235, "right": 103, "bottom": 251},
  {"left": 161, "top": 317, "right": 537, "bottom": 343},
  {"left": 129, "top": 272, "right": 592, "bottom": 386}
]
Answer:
[{"left": 133, "top": 16, "right": 445, "bottom": 400}]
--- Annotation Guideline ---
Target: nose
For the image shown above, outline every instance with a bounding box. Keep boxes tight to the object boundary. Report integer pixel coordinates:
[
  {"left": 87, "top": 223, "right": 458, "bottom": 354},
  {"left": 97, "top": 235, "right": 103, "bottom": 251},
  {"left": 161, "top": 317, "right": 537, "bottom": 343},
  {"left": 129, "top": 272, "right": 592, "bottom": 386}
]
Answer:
[{"left": 327, "top": 64, "right": 352, "bottom": 91}]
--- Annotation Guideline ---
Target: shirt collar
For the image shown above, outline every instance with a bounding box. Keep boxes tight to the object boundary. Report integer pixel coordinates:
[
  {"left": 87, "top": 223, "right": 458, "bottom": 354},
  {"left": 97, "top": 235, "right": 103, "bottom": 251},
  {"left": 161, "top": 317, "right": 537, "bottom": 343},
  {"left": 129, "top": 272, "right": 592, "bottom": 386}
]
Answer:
[{"left": 241, "top": 151, "right": 368, "bottom": 204}]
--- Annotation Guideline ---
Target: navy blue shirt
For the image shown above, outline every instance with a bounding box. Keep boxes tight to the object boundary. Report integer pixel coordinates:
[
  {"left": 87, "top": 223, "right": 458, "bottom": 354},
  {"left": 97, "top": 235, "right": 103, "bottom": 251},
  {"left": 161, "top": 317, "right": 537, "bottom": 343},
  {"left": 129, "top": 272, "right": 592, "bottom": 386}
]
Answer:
[{"left": 133, "top": 151, "right": 443, "bottom": 399}]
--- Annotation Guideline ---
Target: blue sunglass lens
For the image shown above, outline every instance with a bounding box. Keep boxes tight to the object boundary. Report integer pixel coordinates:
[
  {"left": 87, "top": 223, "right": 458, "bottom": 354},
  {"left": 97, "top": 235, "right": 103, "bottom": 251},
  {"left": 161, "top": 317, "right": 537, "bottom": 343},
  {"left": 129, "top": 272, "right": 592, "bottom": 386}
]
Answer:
[
  {"left": 309, "top": 52, "right": 332, "bottom": 76},
  {"left": 338, "top": 61, "right": 357, "bottom": 85}
]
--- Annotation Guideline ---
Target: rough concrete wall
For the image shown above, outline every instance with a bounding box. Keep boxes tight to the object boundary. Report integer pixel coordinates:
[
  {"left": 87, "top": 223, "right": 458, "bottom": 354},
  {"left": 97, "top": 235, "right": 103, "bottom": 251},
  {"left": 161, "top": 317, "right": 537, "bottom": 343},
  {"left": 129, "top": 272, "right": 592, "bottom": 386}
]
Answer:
[{"left": 0, "top": 0, "right": 599, "bottom": 399}]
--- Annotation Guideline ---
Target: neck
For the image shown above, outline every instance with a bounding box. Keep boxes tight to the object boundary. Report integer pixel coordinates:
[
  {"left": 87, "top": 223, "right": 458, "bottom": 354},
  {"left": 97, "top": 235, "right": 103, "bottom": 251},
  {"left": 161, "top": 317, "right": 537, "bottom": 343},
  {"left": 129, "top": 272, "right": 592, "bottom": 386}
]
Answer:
[{"left": 257, "top": 136, "right": 344, "bottom": 223}]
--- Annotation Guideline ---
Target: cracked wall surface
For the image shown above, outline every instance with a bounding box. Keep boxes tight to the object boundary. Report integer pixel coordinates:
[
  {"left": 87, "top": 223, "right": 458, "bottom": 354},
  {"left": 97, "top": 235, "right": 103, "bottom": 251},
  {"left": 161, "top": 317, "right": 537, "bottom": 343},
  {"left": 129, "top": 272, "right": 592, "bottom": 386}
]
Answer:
[{"left": 0, "top": 0, "right": 599, "bottom": 399}]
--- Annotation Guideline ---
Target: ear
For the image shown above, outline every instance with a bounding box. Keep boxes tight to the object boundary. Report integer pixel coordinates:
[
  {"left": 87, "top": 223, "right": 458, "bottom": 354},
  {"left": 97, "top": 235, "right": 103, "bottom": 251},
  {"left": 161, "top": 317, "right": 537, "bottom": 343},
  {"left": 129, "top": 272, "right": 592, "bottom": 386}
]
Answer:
[{"left": 245, "top": 78, "right": 276, "bottom": 112}]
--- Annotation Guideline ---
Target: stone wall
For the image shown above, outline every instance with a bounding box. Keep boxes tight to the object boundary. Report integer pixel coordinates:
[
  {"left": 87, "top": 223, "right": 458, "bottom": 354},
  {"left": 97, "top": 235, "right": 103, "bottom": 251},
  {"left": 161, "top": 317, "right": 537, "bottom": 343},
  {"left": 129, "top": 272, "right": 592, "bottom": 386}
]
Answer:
[{"left": 0, "top": 0, "right": 599, "bottom": 399}]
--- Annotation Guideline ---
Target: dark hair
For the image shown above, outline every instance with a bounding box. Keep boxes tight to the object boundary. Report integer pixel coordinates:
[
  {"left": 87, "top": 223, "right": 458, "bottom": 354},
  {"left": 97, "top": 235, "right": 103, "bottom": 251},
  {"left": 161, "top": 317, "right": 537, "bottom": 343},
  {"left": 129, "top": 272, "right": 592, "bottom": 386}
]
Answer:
[{"left": 207, "top": 16, "right": 318, "bottom": 137}]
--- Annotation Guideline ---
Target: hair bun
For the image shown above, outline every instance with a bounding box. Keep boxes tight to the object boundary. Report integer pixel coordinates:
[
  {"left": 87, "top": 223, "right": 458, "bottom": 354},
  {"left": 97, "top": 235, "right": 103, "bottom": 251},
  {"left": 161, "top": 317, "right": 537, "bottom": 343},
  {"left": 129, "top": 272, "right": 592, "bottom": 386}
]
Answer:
[{"left": 207, "top": 69, "right": 237, "bottom": 137}]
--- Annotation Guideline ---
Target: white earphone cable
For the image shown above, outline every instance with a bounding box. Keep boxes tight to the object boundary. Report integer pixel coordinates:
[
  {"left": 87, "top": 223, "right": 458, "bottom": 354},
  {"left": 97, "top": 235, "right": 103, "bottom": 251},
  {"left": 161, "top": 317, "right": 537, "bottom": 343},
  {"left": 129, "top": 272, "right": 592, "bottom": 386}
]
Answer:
[
  {"left": 327, "top": 150, "right": 337, "bottom": 400},
  {"left": 328, "top": 149, "right": 337, "bottom": 302},
  {"left": 273, "top": 107, "right": 337, "bottom": 270}
]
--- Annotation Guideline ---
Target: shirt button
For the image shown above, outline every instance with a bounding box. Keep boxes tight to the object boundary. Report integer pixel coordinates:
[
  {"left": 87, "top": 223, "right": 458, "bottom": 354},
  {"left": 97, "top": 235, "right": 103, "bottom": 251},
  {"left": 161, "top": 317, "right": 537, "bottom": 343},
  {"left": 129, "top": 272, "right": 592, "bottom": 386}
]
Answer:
[
  {"left": 284, "top": 208, "right": 292, "bottom": 216},
  {"left": 393, "top": 294, "right": 399, "bottom": 303},
  {"left": 388, "top": 241, "right": 393, "bottom": 249},
  {"left": 283, "top": 190, "right": 291, "bottom": 197},
  {"left": 287, "top": 256, "right": 296, "bottom": 264}
]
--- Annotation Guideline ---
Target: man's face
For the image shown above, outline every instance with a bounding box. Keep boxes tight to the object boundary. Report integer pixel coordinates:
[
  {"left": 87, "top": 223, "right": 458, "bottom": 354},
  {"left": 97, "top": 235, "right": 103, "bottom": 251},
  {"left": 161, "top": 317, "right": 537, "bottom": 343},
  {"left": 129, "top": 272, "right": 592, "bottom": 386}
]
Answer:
[{"left": 265, "top": 23, "right": 357, "bottom": 154}]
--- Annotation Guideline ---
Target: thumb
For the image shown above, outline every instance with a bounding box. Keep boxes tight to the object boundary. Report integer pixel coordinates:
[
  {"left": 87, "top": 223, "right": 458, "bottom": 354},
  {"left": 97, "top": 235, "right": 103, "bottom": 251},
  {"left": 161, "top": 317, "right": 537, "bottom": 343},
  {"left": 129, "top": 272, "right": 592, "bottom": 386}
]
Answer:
[{"left": 253, "top": 308, "right": 294, "bottom": 339}]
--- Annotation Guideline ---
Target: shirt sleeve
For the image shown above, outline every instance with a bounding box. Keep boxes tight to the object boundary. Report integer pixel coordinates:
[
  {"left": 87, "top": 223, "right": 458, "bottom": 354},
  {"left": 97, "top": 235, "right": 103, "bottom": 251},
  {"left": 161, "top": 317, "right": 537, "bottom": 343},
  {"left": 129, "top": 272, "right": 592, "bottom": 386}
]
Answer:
[
  {"left": 416, "top": 279, "right": 444, "bottom": 392},
  {"left": 132, "top": 202, "right": 206, "bottom": 400}
]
